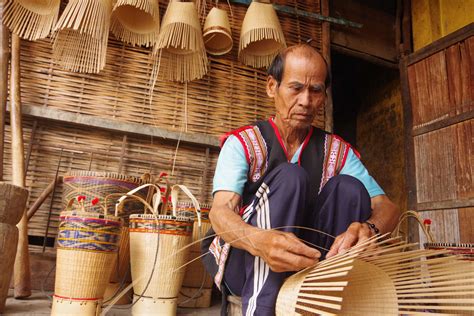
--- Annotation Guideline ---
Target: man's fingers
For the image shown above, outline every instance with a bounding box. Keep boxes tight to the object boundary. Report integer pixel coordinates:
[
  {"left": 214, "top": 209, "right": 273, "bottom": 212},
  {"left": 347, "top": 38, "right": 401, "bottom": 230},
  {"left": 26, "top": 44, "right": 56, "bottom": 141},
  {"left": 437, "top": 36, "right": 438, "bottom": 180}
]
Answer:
[{"left": 326, "top": 234, "right": 344, "bottom": 258}]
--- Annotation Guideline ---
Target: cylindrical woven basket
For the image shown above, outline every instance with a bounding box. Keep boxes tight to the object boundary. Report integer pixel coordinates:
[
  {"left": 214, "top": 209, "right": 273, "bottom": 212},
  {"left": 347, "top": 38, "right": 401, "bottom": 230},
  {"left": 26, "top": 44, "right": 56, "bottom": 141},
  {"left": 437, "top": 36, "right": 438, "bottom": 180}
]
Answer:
[
  {"left": 203, "top": 7, "right": 233, "bottom": 56},
  {"left": 238, "top": 1, "right": 286, "bottom": 68},
  {"left": 51, "top": 210, "right": 122, "bottom": 316},
  {"left": 3, "top": 0, "right": 60, "bottom": 41},
  {"left": 154, "top": 0, "right": 208, "bottom": 82},
  {"left": 110, "top": 0, "right": 160, "bottom": 47},
  {"left": 62, "top": 171, "right": 148, "bottom": 215},
  {"left": 130, "top": 213, "right": 193, "bottom": 315},
  {"left": 424, "top": 242, "right": 474, "bottom": 261}
]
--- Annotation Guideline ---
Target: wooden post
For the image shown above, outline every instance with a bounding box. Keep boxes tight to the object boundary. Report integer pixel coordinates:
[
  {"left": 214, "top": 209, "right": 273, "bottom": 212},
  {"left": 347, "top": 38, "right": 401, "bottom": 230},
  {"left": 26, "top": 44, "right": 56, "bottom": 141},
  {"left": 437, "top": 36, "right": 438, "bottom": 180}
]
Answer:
[
  {"left": 0, "top": 1, "right": 10, "bottom": 182},
  {"left": 321, "top": 0, "right": 333, "bottom": 133},
  {"left": 10, "top": 34, "right": 31, "bottom": 298}
]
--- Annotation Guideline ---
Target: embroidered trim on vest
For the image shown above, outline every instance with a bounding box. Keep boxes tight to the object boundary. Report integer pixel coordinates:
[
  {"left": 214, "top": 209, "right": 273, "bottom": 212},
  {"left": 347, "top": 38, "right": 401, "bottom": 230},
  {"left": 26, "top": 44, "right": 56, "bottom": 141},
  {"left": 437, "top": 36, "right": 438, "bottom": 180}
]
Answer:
[
  {"left": 233, "top": 126, "right": 268, "bottom": 183},
  {"left": 319, "top": 134, "right": 351, "bottom": 193}
]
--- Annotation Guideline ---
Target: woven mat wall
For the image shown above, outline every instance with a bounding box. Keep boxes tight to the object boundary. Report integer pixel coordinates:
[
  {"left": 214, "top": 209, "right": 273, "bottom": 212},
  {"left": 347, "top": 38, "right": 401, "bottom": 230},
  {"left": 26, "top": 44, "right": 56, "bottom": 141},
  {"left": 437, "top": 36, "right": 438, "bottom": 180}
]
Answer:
[{"left": 5, "top": 0, "right": 325, "bottom": 239}]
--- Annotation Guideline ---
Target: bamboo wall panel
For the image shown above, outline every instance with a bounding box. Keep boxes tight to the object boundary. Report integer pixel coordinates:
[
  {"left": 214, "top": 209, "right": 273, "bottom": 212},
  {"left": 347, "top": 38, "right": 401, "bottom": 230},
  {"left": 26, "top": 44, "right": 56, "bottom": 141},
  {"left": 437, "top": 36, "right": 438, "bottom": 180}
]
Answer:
[
  {"left": 407, "top": 36, "right": 473, "bottom": 128},
  {"left": 413, "top": 120, "right": 473, "bottom": 204},
  {"left": 18, "top": 0, "right": 325, "bottom": 138},
  {"left": 417, "top": 207, "right": 474, "bottom": 244},
  {"left": 3, "top": 117, "right": 218, "bottom": 238}
]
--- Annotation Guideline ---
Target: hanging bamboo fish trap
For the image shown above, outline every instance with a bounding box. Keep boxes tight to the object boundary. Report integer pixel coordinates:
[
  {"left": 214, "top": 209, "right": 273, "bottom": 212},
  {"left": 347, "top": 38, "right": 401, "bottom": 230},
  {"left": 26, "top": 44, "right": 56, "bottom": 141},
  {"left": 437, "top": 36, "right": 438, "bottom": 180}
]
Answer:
[
  {"left": 239, "top": 1, "right": 286, "bottom": 68},
  {"left": 203, "top": 7, "right": 233, "bottom": 56},
  {"left": 153, "top": 0, "right": 208, "bottom": 82},
  {"left": 3, "top": 0, "right": 60, "bottom": 41},
  {"left": 52, "top": 0, "right": 113, "bottom": 73},
  {"left": 110, "top": 0, "right": 160, "bottom": 47},
  {"left": 276, "top": 235, "right": 474, "bottom": 315}
]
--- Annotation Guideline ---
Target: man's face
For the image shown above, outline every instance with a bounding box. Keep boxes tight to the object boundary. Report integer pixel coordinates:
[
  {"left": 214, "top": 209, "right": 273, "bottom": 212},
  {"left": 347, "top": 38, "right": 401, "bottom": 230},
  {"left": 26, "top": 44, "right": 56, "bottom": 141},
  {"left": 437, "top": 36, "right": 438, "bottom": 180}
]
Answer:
[{"left": 267, "top": 53, "right": 327, "bottom": 130}]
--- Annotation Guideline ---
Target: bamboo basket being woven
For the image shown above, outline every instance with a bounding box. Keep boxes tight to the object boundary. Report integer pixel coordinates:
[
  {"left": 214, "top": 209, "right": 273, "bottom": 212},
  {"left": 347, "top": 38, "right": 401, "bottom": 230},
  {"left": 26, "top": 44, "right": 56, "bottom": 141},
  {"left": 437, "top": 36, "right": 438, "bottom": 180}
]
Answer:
[
  {"left": 51, "top": 199, "right": 123, "bottom": 316},
  {"left": 276, "top": 235, "right": 474, "bottom": 315}
]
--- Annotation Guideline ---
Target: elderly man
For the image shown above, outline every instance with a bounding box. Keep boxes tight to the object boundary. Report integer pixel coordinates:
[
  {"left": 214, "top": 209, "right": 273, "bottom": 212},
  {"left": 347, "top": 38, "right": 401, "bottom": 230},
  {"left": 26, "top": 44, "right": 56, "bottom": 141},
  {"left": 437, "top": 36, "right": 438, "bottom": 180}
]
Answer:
[{"left": 202, "top": 44, "right": 400, "bottom": 316}]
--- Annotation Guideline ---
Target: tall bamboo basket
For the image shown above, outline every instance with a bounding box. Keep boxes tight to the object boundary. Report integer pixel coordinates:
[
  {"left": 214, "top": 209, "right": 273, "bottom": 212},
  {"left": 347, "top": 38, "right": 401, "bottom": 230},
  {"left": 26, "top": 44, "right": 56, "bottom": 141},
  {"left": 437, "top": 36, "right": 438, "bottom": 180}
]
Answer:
[
  {"left": 51, "top": 201, "right": 123, "bottom": 316},
  {"left": 3, "top": 0, "right": 60, "bottom": 41},
  {"left": 52, "top": 0, "right": 112, "bottom": 73},
  {"left": 111, "top": 0, "right": 160, "bottom": 47},
  {"left": 0, "top": 183, "right": 28, "bottom": 312},
  {"left": 203, "top": 7, "right": 233, "bottom": 56},
  {"left": 62, "top": 171, "right": 148, "bottom": 214},
  {"left": 238, "top": 1, "right": 286, "bottom": 68},
  {"left": 276, "top": 235, "right": 474, "bottom": 315},
  {"left": 129, "top": 184, "right": 198, "bottom": 315},
  {"left": 154, "top": 0, "right": 208, "bottom": 82},
  {"left": 177, "top": 202, "right": 213, "bottom": 308}
]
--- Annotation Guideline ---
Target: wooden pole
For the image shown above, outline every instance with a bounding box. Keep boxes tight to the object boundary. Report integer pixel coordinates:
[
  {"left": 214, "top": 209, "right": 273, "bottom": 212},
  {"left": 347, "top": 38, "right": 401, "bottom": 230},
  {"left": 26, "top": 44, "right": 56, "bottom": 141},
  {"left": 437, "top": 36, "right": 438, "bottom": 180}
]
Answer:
[
  {"left": 27, "top": 177, "right": 62, "bottom": 221},
  {"left": 0, "top": 0, "right": 10, "bottom": 181},
  {"left": 10, "top": 34, "right": 31, "bottom": 298}
]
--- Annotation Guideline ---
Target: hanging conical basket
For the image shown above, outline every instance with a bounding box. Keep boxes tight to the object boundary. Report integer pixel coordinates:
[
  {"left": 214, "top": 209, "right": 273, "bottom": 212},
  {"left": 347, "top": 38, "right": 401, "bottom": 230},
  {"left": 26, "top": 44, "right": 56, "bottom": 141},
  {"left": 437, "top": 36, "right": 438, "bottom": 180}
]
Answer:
[
  {"left": 52, "top": 0, "right": 113, "bottom": 73},
  {"left": 154, "top": 0, "right": 208, "bottom": 82},
  {"left": 111, "top": 0, "right": 160, "bottom": 47},
  {"left": 203, "top": 7, "right": 233, "bottom": 56},
  {"left": 238, "top": 1, "right": 286, "bottom": 68},
  {"left": 276, "top": 235, "right": 474, "bottom": 315},
  {"left": 3, "top": 0, "right": 60, "bottom": 41}
]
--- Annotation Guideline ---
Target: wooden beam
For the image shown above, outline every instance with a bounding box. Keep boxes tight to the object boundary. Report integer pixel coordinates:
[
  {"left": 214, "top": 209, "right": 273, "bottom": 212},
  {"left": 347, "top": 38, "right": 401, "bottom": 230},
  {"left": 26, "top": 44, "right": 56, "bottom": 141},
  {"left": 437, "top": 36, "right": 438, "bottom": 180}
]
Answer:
[
  {"left": 27, "top": 177, "right": 61, "bottom": 221},
  {"left": 417, "top": 198, "right": 474, "bottom": 212},
  {"left": 331, "top": 44, "right": 399, "bottom": 69},
  {"left": 9, "top": 104, "right": 220, "bottom": 149},
  {"left": 412, "top": 107, "right": 474, "bottom": 136},
  {"left": 407, "top": 22, "right": 474, "bottom": 65}
]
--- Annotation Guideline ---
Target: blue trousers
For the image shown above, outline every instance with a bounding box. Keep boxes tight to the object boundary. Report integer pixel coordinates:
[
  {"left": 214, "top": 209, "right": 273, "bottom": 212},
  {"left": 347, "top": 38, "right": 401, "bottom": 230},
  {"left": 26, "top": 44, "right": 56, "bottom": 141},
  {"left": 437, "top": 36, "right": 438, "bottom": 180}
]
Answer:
[{"left": 205, "top": 163, "right": 372, "bottom": 316}]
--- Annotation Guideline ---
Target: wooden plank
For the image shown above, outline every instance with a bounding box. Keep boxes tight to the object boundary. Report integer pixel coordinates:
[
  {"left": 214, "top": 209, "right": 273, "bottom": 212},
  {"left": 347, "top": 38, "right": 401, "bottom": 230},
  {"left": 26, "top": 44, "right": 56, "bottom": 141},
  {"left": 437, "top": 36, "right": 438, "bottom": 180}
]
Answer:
[
  {"left": 331, "top": 44, "right": 398, "bottom": 69},
  {"left": 407, "top": 23, "right": 474, "bottom": 66},
  {"left": 417, "top": 198, "right": 474, "bottom": 212},
  {"left": 321, "top": 0, "right": 333, "bottom": 133},
  {"left": 330, "top": 0, "right": 398, "bottom": 62},
  {"left": 400, "top": 58, "right": 418, "bottom": 211},
  {"left": 458, "top": 207, "right": 474, "bottom": 243},
  {"left": 7, "top": 104, "right": 220, "bottom": 148},
  {"left": 0, "top": 2, "right": 9, "bottom": 182},
  {"left": 412, "top": 107, "right": 474, "bottom": 136}
]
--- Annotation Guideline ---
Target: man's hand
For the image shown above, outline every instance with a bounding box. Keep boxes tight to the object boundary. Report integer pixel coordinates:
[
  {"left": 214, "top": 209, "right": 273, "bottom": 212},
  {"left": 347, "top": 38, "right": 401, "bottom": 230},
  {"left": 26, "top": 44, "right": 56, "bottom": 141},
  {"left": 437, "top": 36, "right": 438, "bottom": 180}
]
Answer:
[
  {"left": 248, "top": 228, "right": 321, "bottom": 272},
  {"left": 326, "top": 222, "right": 372, "bottom": 258}
]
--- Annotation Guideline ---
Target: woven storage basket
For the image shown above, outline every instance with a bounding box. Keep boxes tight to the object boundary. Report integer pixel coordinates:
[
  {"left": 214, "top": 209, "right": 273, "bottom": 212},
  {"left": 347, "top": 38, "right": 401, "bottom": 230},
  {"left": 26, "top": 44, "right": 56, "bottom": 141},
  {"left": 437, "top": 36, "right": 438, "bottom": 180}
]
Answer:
[
  {"left": 275, "top": 235, "right": 474, "bottom": 315},
  {"left": 203, "top": 7, "right": 233, "bottom": 56},
  {"left": 3, "top": 0, "right": 60, "bottom": 40},
  {"left": 239, "top": 1, "right": 286, "bottom": 68},
  {"left": 62, "top": 171, "right": 148, "bottom": 215},
  {"left": 51, "top": 205, "right": 123, "bottom": 316},
  {"left": 424, "top": 242, "right": 474, "bottom": 261},
  {"left": 111, "top": 0, "right": 160, "bottom": 47},
  {"left": 176, "top": 202, "right": 213, "bottom": 308},
  {"left": 129, "top": 184, "right": 196, "bottom": 315}
]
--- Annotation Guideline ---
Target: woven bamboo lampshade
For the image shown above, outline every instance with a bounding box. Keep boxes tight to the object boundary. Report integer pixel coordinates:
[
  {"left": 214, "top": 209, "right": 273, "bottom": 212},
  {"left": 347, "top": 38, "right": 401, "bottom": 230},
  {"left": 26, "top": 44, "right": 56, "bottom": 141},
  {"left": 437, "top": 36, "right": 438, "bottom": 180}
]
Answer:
[
  {"left": 52, "top": 0, "right": 113, "bottom": 73},
  {"left": 239, "top": 1, "right": 286, "bottom": 68},
  {"left": 203, "top": 7, "right": 233, "bottom": 56},
  {"left": 276, "top": 235, "right": 474, "bottom": 315},
  {"left": 3, "top": 0, "right": 60, "bottom": 41},
  {"left": 154, "top": 0, "right": 208, "bottom": 82},
  {"left": 111, "top": 0, "right": 160, "bottom": 47}
]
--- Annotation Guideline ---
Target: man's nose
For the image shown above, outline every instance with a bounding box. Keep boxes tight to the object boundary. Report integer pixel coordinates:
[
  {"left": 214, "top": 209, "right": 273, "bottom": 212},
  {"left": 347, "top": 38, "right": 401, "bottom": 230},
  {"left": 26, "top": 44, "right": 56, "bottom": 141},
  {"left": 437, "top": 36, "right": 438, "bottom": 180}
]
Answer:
[{"left": 298, "top": 89, "right": 311, "bottom": 107}]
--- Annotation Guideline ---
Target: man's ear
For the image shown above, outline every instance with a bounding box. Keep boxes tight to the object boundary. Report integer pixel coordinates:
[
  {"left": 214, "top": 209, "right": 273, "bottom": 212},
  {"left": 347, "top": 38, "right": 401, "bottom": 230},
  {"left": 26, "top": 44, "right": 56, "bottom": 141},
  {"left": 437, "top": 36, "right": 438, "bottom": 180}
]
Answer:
[{"left": 266, "top": 76, "right": 277, "bottom": 98}]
